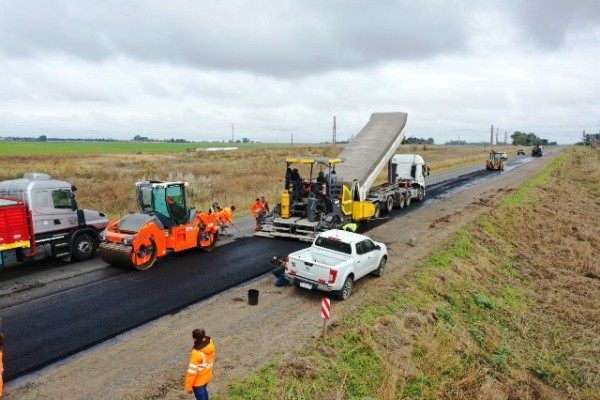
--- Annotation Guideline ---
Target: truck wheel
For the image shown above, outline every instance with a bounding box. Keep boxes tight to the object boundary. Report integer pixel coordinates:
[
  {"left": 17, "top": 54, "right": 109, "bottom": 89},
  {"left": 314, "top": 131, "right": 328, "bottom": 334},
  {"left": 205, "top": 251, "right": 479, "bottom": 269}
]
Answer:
[
  {"left": 72, "top": 234, "right": 96, "bottom": 261},
  {"left": 385, "top": 196, "right": 394, "bottom": 213},
  {"left": 374, "top": 203, "right": 381, "bottom": 219},
  {"left": 417, "top": 188, "right": 424, "bottom": 201},
  {"left": 405, "top": 193, "right": 412, "bottom": 207},
  {"left": 335, "top": 276, "right": 353, "bottom": 300},
  {"left": 398, "top": 194, "right": 405, "bottom": 210},
  {"left": 371, "top": 256, "right": 386, "bottom": 277}
]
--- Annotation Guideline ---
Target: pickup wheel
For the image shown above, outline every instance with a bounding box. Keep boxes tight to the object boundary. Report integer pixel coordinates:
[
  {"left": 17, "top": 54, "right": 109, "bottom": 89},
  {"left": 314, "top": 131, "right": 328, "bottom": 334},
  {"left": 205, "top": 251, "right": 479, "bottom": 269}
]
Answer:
[
  {"left": 335, "top": 276, "right": 354, "bottom": 301},
  {"left": 72, "top": 233, "right": 97, "bottom": 261},
  {"left": 371, "top": 256, "right": 386, "bottom": 277}
]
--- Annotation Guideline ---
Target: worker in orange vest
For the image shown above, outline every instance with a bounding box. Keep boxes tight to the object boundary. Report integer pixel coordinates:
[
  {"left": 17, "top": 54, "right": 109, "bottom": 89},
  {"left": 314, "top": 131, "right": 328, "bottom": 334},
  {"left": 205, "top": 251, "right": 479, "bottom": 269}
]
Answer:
[
  {"left": 0, "top": 331, "right": 4, "bottom": 398},
  {"left": 185, "top": 328, "right": 216, "bottom": 400},
  {"left": 218, "top": 206, "right": 236, "bottom": 237},
  {"left": 251, "top": 198, "right": 266, "bottom": 231}
]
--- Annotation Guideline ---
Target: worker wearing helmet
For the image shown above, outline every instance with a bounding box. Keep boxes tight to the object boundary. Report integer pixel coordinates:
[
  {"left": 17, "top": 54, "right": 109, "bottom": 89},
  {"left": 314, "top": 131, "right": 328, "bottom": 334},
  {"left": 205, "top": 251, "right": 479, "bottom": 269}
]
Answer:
[
  {"left": 251, "top": 198, "right": 266, "bottom": 231},
  {"left": 271, "top": 256, "right": 290, "bottom": 286},
  {"left": 185, "top": 328, "right": 216, "bottom": 400}
]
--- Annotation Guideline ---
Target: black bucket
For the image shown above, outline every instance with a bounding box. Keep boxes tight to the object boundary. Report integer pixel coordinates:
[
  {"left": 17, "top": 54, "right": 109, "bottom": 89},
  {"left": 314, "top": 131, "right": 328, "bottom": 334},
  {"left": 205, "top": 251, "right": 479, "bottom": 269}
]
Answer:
[{"left": 248, "top": 289, "right": 259, "bottom": 305}]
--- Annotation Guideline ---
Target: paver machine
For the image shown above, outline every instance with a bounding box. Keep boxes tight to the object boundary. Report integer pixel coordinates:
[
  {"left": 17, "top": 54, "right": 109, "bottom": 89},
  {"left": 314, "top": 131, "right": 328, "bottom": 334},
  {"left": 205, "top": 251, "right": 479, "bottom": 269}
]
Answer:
[
  {"left": 99, "top": 180, "right": 218, "bottom": 270},
  {"left": 486, "top": 150, "right": 505, "bottom": 171}
]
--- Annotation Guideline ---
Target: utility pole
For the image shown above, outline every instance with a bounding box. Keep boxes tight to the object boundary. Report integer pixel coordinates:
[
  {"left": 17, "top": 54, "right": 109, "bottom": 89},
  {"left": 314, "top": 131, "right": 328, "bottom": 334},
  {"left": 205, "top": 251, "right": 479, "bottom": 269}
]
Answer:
[
  {"left": 332, "top": 116, "right": 337, "bottom": 146},
  {"left": 496, "top": 128, "right": 499, "bottom": 145},
  {"left": 291, "top": 133, "right": 294, "bottom": 147},
  {"left": 504, "top": 131, "right": 508, "bottom": 145},
  {"left": 490, "top": 124, "right": 494, "bottom": 145},
  {"left": 231, "top": 124, "right": 234, "bottom": 143}
]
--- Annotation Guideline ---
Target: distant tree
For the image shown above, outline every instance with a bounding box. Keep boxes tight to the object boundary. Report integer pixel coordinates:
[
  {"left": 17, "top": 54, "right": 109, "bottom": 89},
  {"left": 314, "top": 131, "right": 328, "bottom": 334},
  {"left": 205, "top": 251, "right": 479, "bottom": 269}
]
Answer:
[
  {"left": 242, "top": 137, "right": 250, "bottom": 143},
  {"left": 38, "top": 135, "right": 47, "bottom": 142}
]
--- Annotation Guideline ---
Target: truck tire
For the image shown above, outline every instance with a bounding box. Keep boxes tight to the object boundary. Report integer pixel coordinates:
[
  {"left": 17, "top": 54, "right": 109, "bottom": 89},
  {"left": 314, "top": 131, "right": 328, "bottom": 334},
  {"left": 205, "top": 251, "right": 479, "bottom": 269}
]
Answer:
[
  {"left": 397, "top": 194, "right": 405, "bottom": 210},
  {"left": 335, "top": 276, "right": 354, "bottom": 300},
  {"left": 417, "top": 187, "right": 424, "bottom": 201},
  {"left": 72, "top": 233, "right": 96, "bottom": 261},
  {"left": 385, "top": 196, "right": 394, "bottom": 213},
  {"left": 374, "top": 203, "right": 381, "bottom": 219},
  {"left": 405, "top": 193, "right": 412, "bottom": 208},
  {"left": 371, "top": 256, "right": 386, "bottom": 277}
]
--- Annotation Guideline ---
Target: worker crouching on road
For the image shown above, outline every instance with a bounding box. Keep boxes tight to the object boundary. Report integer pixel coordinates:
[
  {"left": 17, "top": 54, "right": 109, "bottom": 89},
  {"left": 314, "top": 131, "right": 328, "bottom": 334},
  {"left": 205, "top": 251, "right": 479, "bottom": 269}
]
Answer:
[
  {"left": 271, "top": 256, "right": 291, "bottom": 286},
  {"left": 251, "top": 198, "right": 266, "bottom": 231},
  {"left": 185, "top": 328, "right": 216, "bottom": 400}
]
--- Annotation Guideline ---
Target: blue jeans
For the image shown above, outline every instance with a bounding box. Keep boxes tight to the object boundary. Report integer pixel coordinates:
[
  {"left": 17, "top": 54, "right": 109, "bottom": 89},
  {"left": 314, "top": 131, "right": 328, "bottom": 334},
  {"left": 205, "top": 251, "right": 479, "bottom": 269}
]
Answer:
[{"left": 193, "top": 384, "right": 209, "bottom": 400}]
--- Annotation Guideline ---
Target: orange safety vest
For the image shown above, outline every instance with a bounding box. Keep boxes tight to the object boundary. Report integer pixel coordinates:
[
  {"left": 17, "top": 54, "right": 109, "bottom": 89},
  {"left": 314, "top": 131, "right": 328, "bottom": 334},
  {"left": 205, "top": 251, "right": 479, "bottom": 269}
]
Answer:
[
  {"left": 0, "top": 349, "right": 3, "bottom": 398},
  {"left": 251, "top": 201, "right": 266, "bottom": 217},
  {"left": 185, "top": 337, "right": 216, "bottom": 391},
  {"left": 220, "top": 207, "right": 234, "bottom": 225}
]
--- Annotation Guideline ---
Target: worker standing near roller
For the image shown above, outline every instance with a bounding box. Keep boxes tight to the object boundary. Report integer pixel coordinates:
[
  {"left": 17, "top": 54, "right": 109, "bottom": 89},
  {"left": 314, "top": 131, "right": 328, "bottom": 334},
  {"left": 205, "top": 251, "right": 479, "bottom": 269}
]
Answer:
[
  {"left": 185, "top": 328, "right": 216, "bottom": 400},
  {"left": 251, "top": 198, "right": 266, "bottom": 231}
]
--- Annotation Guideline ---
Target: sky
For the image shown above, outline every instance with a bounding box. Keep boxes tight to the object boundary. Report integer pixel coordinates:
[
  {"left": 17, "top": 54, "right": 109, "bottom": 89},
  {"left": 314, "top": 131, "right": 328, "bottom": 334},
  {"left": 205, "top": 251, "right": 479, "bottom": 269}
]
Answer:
[{"left": 1, "top": 0, "right": 599, "bottom": 144}]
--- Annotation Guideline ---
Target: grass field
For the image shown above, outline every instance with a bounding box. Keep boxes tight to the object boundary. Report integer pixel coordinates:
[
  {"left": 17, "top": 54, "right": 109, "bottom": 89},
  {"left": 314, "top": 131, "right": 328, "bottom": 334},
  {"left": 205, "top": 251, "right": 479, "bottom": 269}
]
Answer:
[{"left": 0, "top": 141, "right": 519, "bottom": 220}]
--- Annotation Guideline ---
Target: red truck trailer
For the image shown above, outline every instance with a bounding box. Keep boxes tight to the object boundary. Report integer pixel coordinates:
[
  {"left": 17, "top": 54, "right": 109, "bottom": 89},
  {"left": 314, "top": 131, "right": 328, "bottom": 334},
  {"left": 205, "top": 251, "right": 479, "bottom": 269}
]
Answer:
[{"left": 0, "top": 197, "right": 33, "bottom": 266}]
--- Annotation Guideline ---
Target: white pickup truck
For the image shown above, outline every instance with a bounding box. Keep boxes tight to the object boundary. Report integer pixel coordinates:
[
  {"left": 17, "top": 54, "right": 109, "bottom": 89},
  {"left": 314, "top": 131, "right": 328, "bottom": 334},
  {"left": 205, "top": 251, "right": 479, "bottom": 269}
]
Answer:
[{"left": 285, "top": 229, "right": 387, "bottom": 300}]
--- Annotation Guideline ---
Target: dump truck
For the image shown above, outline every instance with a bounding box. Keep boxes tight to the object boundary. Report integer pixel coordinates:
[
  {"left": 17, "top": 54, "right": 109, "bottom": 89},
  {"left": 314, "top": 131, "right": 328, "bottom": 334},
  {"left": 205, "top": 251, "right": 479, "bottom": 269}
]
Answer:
[
  {"left": 0, "top": 173, "right": 108, "bottom": 267},
  {"left": 255, "top": 112, "right": 429, "bottom": 241},
  {"left": 98, "top": 180, "right": 219, "bottom": 270},
  {"left": 486, "top": 150, "right": 505, "bottom": 170}
]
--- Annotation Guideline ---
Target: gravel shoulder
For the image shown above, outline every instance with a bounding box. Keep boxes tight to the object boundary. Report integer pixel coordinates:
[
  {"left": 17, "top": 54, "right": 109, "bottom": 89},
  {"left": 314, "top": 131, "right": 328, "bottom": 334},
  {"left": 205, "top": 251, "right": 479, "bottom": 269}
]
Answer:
[{"left": 5, "top": 152, "right": 561, "bottom": 400}]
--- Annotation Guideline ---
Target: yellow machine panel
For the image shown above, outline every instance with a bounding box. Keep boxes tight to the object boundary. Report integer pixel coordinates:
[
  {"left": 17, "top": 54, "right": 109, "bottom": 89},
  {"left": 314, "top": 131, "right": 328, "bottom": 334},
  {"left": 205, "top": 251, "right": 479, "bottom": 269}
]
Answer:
[{"left": 352, "top": 201, "right": 376, "bottom": 221}]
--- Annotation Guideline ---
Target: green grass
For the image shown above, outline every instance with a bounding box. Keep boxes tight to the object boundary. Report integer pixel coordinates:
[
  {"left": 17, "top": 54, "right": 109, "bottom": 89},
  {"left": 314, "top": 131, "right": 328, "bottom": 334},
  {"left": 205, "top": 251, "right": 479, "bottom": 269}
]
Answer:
[{"left": 0, "top": 141, "right": 291, "bottom": 155}]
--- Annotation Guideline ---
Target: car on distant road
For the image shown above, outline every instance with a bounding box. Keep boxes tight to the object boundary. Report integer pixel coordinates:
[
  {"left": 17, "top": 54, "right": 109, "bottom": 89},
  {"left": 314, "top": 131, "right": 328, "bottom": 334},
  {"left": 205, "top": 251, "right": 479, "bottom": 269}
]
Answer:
[{"left": 517, "top": 149, "right": 525, "bottom": 155}]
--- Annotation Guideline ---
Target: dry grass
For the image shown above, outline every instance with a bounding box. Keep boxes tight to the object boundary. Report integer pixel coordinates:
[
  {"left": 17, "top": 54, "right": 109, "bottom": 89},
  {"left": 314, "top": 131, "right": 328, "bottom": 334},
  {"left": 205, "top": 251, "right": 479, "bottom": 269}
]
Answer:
[
  {"left": 0, "top": 144, "right": 511, "bottom": 220},
  {"left": 221, "top": 147, "right": 600, "bottom": 399}
]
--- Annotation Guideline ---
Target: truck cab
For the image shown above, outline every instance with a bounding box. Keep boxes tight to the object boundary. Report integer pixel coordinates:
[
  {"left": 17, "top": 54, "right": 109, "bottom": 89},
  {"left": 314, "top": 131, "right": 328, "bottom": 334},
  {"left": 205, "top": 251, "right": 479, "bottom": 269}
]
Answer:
[{"left": 0, "top": 173, "right": 108, "bottom": 265}]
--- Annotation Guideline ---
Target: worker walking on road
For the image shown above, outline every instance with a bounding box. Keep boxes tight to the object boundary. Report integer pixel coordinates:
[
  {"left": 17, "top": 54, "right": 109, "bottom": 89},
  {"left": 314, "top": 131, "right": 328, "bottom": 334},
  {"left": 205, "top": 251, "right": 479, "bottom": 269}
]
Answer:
[
  {"left": 251, "top": 198, "right": 266, "bottom": 231},
  {"left": 185, "top": 328, "right": 216, "bottom": 400}
]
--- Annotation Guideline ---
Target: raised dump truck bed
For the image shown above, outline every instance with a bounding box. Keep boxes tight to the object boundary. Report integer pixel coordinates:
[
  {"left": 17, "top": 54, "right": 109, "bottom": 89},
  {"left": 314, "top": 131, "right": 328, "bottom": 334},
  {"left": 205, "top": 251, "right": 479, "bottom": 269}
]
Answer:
[{"left": 333, "top": 112, "right": 408, "bottom": 201}]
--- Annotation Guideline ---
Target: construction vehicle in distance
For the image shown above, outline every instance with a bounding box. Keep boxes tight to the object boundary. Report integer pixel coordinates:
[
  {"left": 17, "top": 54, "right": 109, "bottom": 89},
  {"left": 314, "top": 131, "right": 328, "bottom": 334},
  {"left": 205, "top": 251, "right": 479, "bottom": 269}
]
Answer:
[
  {"left": 98, "top": 180, "right": 218, "bottom": 270},
  {"left": 0, "top": 173, "right": 108, "bottom": 267},
  {"left": 532, "top": 145, "right": 543, "bottom": 157},
  {"left": 486, "top": 150, "right": 505, "bottom": 170},
  {"left": 255, "top": 112, "right": 429, "bottom": 242}
]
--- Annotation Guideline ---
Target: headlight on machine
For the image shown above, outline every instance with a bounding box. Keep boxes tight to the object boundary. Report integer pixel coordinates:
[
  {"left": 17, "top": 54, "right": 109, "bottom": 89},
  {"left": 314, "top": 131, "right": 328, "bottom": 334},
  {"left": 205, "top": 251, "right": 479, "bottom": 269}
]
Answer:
[
  {"left": 99, "top": 231, "right": 107, "bottom": 242},
  {"left": 122, "top": 236, "right": 135, "bottom": 245}
]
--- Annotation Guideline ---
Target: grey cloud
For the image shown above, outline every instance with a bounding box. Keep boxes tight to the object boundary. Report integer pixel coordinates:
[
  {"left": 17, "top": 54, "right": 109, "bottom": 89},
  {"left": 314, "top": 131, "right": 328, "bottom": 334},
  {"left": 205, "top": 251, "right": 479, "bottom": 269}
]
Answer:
[
  {"left": 507, "top": 0, "right": 600, "bottom": 47},
  {"left": 0, "top": 0, "right": 471, "bottom": 77}
]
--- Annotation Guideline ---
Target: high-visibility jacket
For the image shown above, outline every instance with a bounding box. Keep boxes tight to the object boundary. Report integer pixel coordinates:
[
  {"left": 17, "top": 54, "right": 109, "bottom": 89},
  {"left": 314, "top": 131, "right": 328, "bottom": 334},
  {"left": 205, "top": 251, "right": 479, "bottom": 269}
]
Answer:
[
  {"left": 185, "top": 337, "right": 216, "bottom": 391},
  {"left": 220, "top": 207, "right": 234, "bottom": 225},
  {"left": 198, "top": 213, "right": 219, "bottom": 234},
  {"left": 251, "top": 201, "right": 266, "bottom": 217},
  {"left": 1, "top": 349, "right": 3, "bottom": 397}
]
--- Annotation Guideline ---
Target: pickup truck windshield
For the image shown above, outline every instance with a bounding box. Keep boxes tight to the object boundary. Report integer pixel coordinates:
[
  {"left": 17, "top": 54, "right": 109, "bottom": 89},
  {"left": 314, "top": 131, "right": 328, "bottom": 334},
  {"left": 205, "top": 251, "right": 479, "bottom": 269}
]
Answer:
[{"left": 314, "top": 236, "right": 352, "bottom": 254}]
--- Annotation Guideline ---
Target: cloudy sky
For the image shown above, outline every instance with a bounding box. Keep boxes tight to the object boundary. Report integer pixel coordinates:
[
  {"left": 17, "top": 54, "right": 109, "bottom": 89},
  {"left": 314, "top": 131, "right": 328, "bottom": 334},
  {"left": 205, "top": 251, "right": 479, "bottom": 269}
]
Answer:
[{"left": 1, "top": 0, "right": 599, "bottom": 144}]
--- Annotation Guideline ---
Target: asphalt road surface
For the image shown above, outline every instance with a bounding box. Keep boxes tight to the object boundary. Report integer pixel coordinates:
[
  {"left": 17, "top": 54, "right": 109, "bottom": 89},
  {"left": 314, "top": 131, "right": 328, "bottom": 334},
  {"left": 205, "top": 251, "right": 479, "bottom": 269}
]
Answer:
[{"left": 0, "top": 150, "right": 551, "bottom": 380}]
